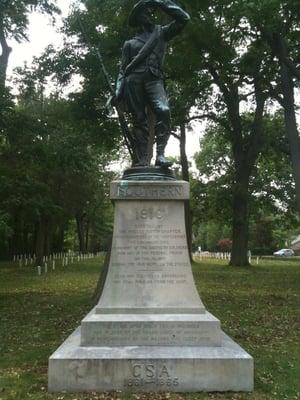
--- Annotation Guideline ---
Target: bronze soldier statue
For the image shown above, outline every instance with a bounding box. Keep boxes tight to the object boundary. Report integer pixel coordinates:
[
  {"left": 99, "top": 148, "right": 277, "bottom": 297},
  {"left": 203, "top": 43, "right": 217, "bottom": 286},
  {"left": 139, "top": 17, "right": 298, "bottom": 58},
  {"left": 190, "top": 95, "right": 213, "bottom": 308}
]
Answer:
[{"left": 115, "top": 0, "right": 190, "bottom": 168}]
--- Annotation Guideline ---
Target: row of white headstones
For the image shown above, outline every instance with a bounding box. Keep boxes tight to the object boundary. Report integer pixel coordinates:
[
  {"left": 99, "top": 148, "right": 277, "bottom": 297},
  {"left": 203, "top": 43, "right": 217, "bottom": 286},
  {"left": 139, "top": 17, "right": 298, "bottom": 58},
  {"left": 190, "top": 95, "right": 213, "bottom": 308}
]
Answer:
[
  {"left": 193, "top": 252, "right": 260, "bottom": 264},
  {"left": 13, "top": 252, "right": 106, "bottom": 275}
]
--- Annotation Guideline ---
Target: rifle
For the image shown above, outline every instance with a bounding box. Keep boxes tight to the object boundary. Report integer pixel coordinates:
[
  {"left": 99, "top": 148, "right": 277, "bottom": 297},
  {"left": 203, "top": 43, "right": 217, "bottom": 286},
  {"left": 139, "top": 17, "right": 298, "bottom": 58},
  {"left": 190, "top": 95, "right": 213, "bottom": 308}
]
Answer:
[{"left": 77, "top": 15, "right": 137, "bottom": 161}]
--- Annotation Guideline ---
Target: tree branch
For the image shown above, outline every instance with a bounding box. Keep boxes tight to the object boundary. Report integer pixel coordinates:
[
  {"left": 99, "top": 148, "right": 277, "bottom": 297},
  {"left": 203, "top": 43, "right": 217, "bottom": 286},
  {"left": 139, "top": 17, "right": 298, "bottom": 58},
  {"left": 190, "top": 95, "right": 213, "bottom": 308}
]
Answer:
[
  {"left": 208, "top": 65, "right": 230, "bottom": 97},
  {"left": 267, "top": 83, "right": 284, "bottom": 107},
  {"left": 282, "top": 56, "right": 300, "bottom": 81},
  {"left": 262, "top": 29, "right": 300, "bottom": 81},
  {"left": 208, "top": 66, "right": 242, "bottom": 142},
  {"left": 185, "top": 113, "right": 232, "bottom": 132},
  {"left": 171, "top": 131, "right": 180, "bottom": 140},
  {"left": 0, "top": 17, "right": 12, "bottom": 87},
  {"left": 185, "top": 113, "right": 217, "bottom": 123},
  {"left": 247, "top": 73, "right": 266, "bottom": 168}
]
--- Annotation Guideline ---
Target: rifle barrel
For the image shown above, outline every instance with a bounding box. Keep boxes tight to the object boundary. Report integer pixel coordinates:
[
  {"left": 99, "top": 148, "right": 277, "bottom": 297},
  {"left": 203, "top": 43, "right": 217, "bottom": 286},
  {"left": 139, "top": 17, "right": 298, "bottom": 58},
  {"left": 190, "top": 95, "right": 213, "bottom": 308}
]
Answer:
[{"left": 77, "top": 15, "right": 136, "bottom": 160}]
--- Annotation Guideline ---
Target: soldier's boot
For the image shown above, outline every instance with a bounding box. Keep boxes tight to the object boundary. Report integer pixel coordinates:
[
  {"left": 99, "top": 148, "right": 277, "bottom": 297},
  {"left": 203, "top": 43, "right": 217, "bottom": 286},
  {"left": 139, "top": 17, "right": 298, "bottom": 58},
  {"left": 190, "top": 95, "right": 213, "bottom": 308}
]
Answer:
[
  {"left": 155, "top": 147, "right": 173, "bottom": 168},
  {"left": 155, "top": 124, "right": 173, "bottom": 168}
]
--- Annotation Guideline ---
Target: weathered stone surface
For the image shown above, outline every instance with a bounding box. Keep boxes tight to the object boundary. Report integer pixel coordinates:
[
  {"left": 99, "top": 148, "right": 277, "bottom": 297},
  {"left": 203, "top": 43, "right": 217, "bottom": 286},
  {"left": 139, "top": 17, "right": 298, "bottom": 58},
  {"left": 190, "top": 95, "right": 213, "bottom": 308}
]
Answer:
[
  {"left": 48, "top": 180, "right": 254, "bottom": 393},
  {"left": 95, "top": 196, "right": 205, "bottom": 315},
  {"left": 48, "top": 328, "right": 254, "bottom": 393},
  {"left": 81, "top": 309, "right": 221, "bottom": 347}
]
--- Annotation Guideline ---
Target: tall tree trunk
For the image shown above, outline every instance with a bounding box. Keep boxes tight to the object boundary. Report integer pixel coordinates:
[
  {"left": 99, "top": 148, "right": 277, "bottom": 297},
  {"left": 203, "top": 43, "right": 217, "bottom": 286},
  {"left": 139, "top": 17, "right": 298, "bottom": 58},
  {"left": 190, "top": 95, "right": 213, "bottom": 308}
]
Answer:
[
  {"left": 0, "top": 18, "right": 12, "bottom": 89},
  {"left": 180, "top": 124, "right": 189, "bottom": 181},
  {"left": 57, "top": 223, "right": 65, "bottom": 253},
  {"left": 280, "top": 62, "right": 300, "bottom": 213},
  {"left": 209, "top": 65, "right": 265, "bottom": 267},
  {"left": 180, "top": 124, "right": 193, "bottom": 259},
  {"left": 9, "top": 213, "right": 22, "bottom": 256},
  {"left": 230, "top": 166, "right": 250, "bottom": 267},
  {"left": 76, "top": 213, "right": 85, "bottom": 253},
  {"left": 265, "top": 33, "right": 300, "bottom": 213},
  {"left": 35, "top": 217, "right": 47, "bottom": 266},
  {"left": 44, "top": 220, "right": 52, "bottom": 256},
  {"left": 23, "top": 228, "right": 30, "bottom": 256},
  {"left": 85, "top": 220, "right": 90, "bottom": 253}
]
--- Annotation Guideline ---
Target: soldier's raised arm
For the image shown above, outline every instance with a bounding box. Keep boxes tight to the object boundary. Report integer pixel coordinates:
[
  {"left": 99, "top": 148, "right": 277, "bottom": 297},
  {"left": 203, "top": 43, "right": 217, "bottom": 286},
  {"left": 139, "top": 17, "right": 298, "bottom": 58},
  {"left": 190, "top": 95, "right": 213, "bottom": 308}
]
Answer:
[{"left": 157, "top": 0, "right": 190, "bottom": 41}]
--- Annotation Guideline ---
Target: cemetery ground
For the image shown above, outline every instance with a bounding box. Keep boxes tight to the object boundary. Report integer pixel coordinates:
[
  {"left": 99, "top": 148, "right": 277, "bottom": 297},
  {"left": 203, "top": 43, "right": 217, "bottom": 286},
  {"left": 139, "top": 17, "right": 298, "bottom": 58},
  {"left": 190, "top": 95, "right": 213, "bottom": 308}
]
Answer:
[{"left": 0, "top": 257, "right": 299, "bottom": 400}]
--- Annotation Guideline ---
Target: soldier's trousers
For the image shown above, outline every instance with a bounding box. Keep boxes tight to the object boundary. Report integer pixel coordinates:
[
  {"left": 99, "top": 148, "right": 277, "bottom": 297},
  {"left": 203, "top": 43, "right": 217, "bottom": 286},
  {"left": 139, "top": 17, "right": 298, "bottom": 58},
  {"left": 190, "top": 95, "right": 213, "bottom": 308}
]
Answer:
[{"left": 124, "top": 70, "right": 171, "bottom": 162}]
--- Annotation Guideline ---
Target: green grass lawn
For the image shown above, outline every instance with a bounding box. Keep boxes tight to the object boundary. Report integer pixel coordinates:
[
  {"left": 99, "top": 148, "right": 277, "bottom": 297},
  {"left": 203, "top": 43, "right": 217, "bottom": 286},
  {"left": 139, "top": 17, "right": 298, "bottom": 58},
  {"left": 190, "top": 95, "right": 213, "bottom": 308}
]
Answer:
[{"left": 0, "top": 258, "right": 299, "bottom": 400}]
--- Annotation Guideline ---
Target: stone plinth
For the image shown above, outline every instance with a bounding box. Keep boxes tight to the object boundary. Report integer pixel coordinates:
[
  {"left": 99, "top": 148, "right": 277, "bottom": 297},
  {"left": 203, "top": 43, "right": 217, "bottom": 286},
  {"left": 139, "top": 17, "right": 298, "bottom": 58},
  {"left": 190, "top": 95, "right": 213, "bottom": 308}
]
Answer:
[
  {"left": 48, "top": 180, "right": 253, "bottom": 393},
  {"left": 81, "top": 309, "right": 221, "bottom": 347},
  {"left": 49, "top": 329, "right": 253, "bottom": 393}
]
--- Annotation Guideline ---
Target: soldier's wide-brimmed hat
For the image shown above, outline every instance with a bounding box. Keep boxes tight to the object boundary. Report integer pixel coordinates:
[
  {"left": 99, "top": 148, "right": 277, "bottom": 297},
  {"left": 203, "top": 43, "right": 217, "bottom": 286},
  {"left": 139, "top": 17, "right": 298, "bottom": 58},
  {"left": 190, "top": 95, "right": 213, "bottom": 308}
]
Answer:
[{"left": 128, "top": 0, "right": 153, "bottom": 27}]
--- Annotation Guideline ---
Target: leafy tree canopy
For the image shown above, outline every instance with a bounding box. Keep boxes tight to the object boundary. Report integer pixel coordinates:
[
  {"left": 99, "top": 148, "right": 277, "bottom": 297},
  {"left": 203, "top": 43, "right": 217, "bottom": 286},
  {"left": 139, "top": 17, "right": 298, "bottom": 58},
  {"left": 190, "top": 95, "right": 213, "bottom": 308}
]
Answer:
[{"left": 0, "top": 0, "right": 60, "bottom": 42}]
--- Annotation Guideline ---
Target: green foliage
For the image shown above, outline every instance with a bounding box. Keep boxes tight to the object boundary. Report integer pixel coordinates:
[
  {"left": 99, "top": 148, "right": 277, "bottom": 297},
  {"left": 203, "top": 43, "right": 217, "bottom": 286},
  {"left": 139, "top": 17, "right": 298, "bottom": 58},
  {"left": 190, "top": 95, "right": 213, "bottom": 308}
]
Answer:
[
  {"left": 192, "top": 112, "right": 299, "bottom": 253},
  {"left": 1, "top": 0, "right": 300, "bottom": 263},
  {"left": 193, "top": 221, "right": 232, "bottom": 252},
  {"left": 0, "top": 0, "right": 60, "bottom": 42},
  {"left": 0, "top": 64, "right": 119, "bottom": 258},
  {"left": 0, "top": 211, "right": 12, "bottom": 242}
]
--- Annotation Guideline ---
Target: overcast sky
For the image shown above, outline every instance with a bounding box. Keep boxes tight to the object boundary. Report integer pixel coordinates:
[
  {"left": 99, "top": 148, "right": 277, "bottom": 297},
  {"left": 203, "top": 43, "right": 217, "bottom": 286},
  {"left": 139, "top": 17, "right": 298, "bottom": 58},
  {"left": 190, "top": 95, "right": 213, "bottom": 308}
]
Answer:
[
  {"left": 8, "top": 1, "right": 71, "bottom": 76},
  {"left": 6, "top": 0, "right": 203, "bottom": 165}
]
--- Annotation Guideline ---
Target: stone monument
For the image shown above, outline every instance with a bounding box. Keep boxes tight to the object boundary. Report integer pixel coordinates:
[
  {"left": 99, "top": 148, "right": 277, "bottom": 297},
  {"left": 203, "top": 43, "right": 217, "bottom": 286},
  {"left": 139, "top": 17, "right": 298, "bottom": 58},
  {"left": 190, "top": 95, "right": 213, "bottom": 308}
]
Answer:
[
  {"left": 48, "top": 179, "right": 253, "bottom": 392},
  {"left": 48, "top": 1, "right": 253, "bottom": 392}
]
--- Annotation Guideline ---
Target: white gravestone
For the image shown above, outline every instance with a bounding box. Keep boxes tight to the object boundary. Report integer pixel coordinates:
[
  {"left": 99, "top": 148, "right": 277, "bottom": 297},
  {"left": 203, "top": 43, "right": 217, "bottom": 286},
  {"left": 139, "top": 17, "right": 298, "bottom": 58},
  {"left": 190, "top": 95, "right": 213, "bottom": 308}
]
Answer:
[{"left": 49, "top": 180, "right": 253, "bottom": 393}]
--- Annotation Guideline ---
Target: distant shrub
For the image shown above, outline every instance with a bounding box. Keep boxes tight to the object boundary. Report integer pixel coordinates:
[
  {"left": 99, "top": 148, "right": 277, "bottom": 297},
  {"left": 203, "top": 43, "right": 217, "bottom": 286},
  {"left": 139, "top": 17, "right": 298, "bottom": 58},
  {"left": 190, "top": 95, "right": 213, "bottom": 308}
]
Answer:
[
  {"left": 252, "top": 247, "right": 274, "bottom": 256},
  {"left": 217, "top": 238, "right": 232, "bottom": 252}
]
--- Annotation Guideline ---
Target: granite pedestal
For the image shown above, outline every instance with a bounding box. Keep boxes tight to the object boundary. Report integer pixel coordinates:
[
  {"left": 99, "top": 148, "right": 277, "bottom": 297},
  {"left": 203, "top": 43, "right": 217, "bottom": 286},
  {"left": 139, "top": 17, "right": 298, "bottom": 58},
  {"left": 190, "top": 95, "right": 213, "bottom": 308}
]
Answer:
[{"left": 48, "top": 180, "right": 253, "bottom": 392}]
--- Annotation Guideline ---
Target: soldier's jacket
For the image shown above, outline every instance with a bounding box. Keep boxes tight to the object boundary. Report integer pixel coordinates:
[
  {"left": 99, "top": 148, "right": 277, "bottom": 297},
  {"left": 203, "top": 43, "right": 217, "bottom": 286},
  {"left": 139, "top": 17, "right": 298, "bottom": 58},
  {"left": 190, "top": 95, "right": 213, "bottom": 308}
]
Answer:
[
  {"left": 123, "top": 29, "right": 167, "bottom": 78},
  {"left": 116, "top": 0, "right": 190, "bottom": 101}
]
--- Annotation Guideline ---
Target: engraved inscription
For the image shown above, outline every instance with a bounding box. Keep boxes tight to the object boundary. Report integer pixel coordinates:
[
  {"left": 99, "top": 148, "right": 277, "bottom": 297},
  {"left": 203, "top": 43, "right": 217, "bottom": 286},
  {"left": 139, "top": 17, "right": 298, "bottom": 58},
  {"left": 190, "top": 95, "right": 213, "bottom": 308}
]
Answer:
[
  {"left": 124, "top": 363, "right": 179, "bottom": 388},
  {"left": 117, "top": 185, "right": 183, "bottom": 199},
  {"left": 95, "top": 198, "right": 207, "bottom": 313},
  {"left": 135, "top": 207, "right": 166, "bottom": 220},
  {"left": 93, "top": 322, "right": 213, "bottom": 345},
  {"left": 110, "top": 203, "right": 191, "bottom": 289}
]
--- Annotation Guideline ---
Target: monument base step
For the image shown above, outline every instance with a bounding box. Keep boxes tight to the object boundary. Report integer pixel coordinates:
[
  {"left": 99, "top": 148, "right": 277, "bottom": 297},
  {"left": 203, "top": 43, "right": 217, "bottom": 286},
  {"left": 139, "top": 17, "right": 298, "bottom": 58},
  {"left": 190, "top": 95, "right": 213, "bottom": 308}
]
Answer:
[
  {"left": 81, "top": 308, "right": 221, "bottom": 347},
  {"left": 48, "top": 327, "right": 253, "bottom": 393}
]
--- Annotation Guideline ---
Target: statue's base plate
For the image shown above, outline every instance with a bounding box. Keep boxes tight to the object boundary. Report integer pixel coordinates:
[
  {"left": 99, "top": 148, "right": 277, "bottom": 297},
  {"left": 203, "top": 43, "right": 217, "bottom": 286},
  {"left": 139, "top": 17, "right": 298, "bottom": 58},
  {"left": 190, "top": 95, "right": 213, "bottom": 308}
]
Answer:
[
  {"left": 48, "top": 327, "right": 253, "bottom": 393},
  {"left": 122, "top": 166, "right": 176, "bottom": 181}
]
